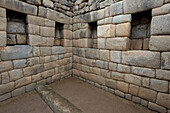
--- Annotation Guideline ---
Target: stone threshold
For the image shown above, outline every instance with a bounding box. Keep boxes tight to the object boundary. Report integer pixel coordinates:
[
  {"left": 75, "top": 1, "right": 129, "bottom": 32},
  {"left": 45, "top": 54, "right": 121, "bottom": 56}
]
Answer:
[{"left": 36, "top": 85, "right": 83, "bottom": 113}]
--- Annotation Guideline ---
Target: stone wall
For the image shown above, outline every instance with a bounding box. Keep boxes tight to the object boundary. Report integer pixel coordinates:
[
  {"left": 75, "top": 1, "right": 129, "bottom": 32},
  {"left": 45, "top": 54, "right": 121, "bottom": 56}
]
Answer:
[
  {"left": 0, "top": 0, "right": 73, "bottom": 101},
  {"left": 72, "top": 0, "right": 170, "bottom": 113}
]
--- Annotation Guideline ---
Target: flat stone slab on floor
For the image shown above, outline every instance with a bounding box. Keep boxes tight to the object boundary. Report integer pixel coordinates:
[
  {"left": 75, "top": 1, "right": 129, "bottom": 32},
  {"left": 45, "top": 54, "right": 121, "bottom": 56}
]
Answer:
[
  {"left": 0, "top": 91, "right": 53, "bottom": 113},
  {"left": 50, "top": 77, "right": 156, "bottom": 113}
]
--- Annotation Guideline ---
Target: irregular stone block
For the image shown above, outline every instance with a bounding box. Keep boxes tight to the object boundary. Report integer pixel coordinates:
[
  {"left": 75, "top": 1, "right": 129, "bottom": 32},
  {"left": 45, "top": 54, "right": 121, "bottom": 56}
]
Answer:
[
  {"left": 85, "top": 48, "right": 99, "bottom": 59},
  {"left": 27, "top": 24, "right": 40, "bottom": 35},
  {"left": 0, "top": 82, "right": 14, "bottom": 95},
  {"left": 125, "top": 74, "right": 142, "bottom": 86},
  {"left": 97, "top": 9, "right": 105, "bottom": 20},
  {"left": 0, "top": 0, "right": 37, "bottom": 15},
  {"left": 52, "top": 46, "right": 66, "bottom": 55},
  {"left": 0, "top": 61, "right": 13, "bottom": 73},
  {"left": 157, "top": 93, "right": 170, "bottom": 109},
  {"left": 26, "top": 0, "right": 41, "bottom": 5},
  {"left": 63, "top": 30, "right": 72, "bottom": 39},
  {"left": 131, "top": 39, "right": 143, "bottom": 50},
  {"left": 1, "top": 72, "right": 9, "bottom": 84},
  {"left": 0, "top": 17, "right": 6, "bottom": 31},
  {"left": 148, "top": 102, "right": 166, "bottom": 113},
  {"left": 13, "top": 59, "right": 27, "bottom": 69},
  {"left": 117, "top": 64, "right": 130, "bottom": 73},
  {"left": 149, "top": 36, "right": 170, "bottom": 51},
  {"left": 7, "top": 22, "right": 25, "bottom": 34},
  {"left": 16, "top": 34, "right": 26, "bottom": 44},
  {"left": 97, "top": 24, "right": 115, "bottom": 38},
  {"left": 113, "top": 14, "right": 132, "bottom": 24},
  {"left": 110, "top": 1, "right": 123, "bottom": 16},
  {"left": 129, "top": 84, "right": 139, "bottom": 96},
  {"left": 161, "top": 52, "right": 170, "bottom": 69},
  {"left": 131, "top": 66, "right": 155, "bottom": 78},
  {"left": 27, "top": 15, "right": 45, "bottom": 26},
  {"left": 151, "top": 14, "right": 170, "bottom": 35},
  {"left": 109, "top": 63, "right": 117, "bottom": 71},
  {"left": 150, "top": 79, "right": 168, "bottom": 92},
  {"left": 124, "top": 0, "right": 164, "bottom": 14},
  {"left": 9, "top": 69, "right": 23, "bottom": 81},
  {"left": 0, "top": 31, "right": 6, "bottom": 47},
  {"left": 0, "top": 7, "right": 6, "bottom": 17},
  {"left": 122, "top": 51, "right": 160, "bottom": 68},
  {"left": 0, "top": 93, "right": 11, "bottom": 102},
  {"left": 23, "top": 64, "right": 44, "bottom": 76},
  {"left": 15, "top": 77, "right": 31, "bottom": 88},
  {"left": 138, "top": 87, "right": 157, "bottom": 102},
  {"left": 38, "top": 6, "right": 47, "bottom": 18},
  {"left": 97, "top": 38, "right": 105, "bottom": 49},
  {"left": 12, "top": 86, "right": 25, "bottom": 97},
  {"left": 117, "top": 81, "right": 129, "bottom": 93},
  {"left": 99, "top": 50, "right": 109, "bottom": 61},
  {"left": 111, "top": 72, "right": 124, "bottom": 81},
  {"left": 40, "top": 47, "right": 52, "bottom": 56},
  {"left": 40, "top": 26, "right": 55, "bottom": 37},
  {"left": 1, "top": 45, "right": 32, "bottom": 60},
  {"left": 110, "top": 51, "right": 121, "bottom": 63},
  {"left": 106, "top": 37, "right": 130, "bottom": 50},
  {"left": 152, "top": 3, "right": 170, "bottom": 16},
  {"left": 116, "top": 23, "right": 131, "bottom": 37},
  {"left": 156, "top": 69, "right": 170, "bottom": 81},
  {"left": 106, "top": 79, "right": 117, "bottom": 89}
]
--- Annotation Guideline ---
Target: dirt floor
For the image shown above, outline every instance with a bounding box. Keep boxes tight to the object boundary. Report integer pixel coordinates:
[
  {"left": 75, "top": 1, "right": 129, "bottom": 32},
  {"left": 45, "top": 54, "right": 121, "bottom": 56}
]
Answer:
[
  {"left": 50, "top": 77, "right": 156, "bottom": 113},
  {"left": 0, "top": 91, "right": 53, "bottom": 113}
]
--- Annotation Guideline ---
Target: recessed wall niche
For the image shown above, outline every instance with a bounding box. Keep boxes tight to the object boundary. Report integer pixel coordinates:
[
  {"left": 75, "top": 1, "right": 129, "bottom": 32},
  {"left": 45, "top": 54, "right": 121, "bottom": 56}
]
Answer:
[
  {"left": 54, "top": 22, "right": 64, "bottom": 46},
  {"left": 89, "top": 22, "right": 97, "bottom": 48},
  {"left": 7, "top": 10, "right": 27, "bottom": 45},
  {"left": 131, "top": 10, "right": 151, "bottom": 50}
]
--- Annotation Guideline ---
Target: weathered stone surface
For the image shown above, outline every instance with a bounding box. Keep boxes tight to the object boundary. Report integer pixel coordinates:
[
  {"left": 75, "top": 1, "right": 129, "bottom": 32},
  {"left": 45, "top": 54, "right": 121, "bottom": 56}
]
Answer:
[
  {"left": 28, "top": 35, "right": 42, "bottom": 46},
  {"left": 27, "top": 15, "right": 45, "bottom": 26},
  {"left": 110, "top": 51, "right": 121, "bottom": 63},
  {"left": 0, "top": 7, "right": 6, "bottom": 17},
  {"left": 148, "top": 102, "right": 166, "bottom": 113},
  {"left": 16, "top": 34, "right": 27, "bottom": 44},
  {"left": 116, "top": 23, "right": 131, "bottom": 37},
  {"left": 0, "top": 61, "right": 13, "bottom": 73},
  {"left": 23, "top": 64, "right": 44, "bottom": 76},
  {"left": 0, "top": 93, "right": 11, "bottom": 102},
  {"left": 43, "top": 0, "right": 54, "bottom": 8},
  {"left": 138, "top": 87, "right": 157, "bottom": 102},
  {"left": 122, "top": 51, "right": 160, "bottom": 68},
  {"left": 111, "top": 72, "right": 124, "bottom": 81},
  {"left": 149, "top": 36, "right": 170, "bottom": 51},
  {"left": 97, "top": 9, "right": 105, "bottom": 20},
  {"left": 150, "top": 79, "right": 168, "bottom": 92},
  {"left": 99, "top": 50, "right": 109, "bottom": 61},
  {"left": 12, "top": 86, "right": 25, "bottom": 97},
  {"left": 157, "top": 93, "right": 170, "bottom": 109},
  {"left": 142, "top": 78, "right": 150, "bottom": 88},
  {"left": 109, "top": 63, "right": 117, "bottom": 71},
  {"left": 132, "top": 96, "right": 141, "bottom": 104},
  {"left": 97, "top": 38, "right": 105, "bottom": 49},
  {"left": 141, "top": 99, "right": 148, "bottom": 107},
  {"left": 52, "top": 46, "right": 66, "bottom": 55},
  {"left": 0, "top": 17, "right": 6, "bottom": 31},
  {"left": 124, "top": 0, "right": 164, "bottom": 14},
  {"left": 26, "top": 83, "right": 36, "bottom": 92},
  {"left": 106, "top": 37, "right": 130, "bottom": 50},
  {"left": 117, "top": 81, "right": 129, "bottom": 93},
  {"left": 156, "top": 69, "right": 170, "bottom": 81},
  {"left": 7, "top": 22, "right": 25, "bottom": 34},
  {"left": 110, "top": 1, "right": 123, "bottom": 16},
  {"left": 63, "top": 30, "right": 72, "bottom": 39},
  {"left": 106, "top": 79, "right": 117, "bottom": 89},
  {"left": 1, "top": 72, "right": 9, "bottom": 84},
  {"left": 125, "top": 74, "right": 142, "bottom": 86},
  {"left": 26, "top": 0, "right": 41, "bottom": 5},
  {"left": 131, "top": 39, "right": 143, "bottom": 50},
  {"left": 97, "top": 24, "right": 115, "bottom": 38},
  {"left": 0, "top": 31, "right": 6, "bottom": 47},
  {"left": 85, "top": 48, "right": 99, "bottom": 59},
  {"left": 40, "top": 26, "right": 55, "bottom": 37},
  {"left": 131, "top": 66, "right": 155, "bottom": 78},
  {"left": 115, "top": 90, "right": 125, "bottom": 98},
  {"left": 1, "top": 45, "right": 32, "bottom": 60},
  {"left": 33, "top": 47, "right": 40, "bottom": 57},
  {"left": 129, "top": 84, "right": 139, "bottom": 96},
  {"left": 38, "top": 6, "right": 47, "bottom": 18},
  {"left": 117, "top": 64, "right": 130, "bottom": 73},
  {"left": 0, "top": 82, "right": 14, "bottom": 95},
  {"left": 151, "top": 14, "right": 170, "bottom": 35},
  {"left": 152, "top": 3, "right": 170, "bottom": 16},
  {"left": 113, "top": 14, "right": 132, "bottom": 24},
  {"left": 9, "top": 69, "right": 23, "bottom": 81},
  {"left": 161, "top": 52, "right": 170, "bottom": 69},
  {"left": 27, "top": 24, "right": 40, "bottom": 35},
  {"left": 0, "top": 0, "right": 37, "bottom": 15},
  {"left": 15, "top": 77, "right": 31, "bottom": 88},
  {"left": 40, "top": 47, "right": 52, "bottom": 56}
]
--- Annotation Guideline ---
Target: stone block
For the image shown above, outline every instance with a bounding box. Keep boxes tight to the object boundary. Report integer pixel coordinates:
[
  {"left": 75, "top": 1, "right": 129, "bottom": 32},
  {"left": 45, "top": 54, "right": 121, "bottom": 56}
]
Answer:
[
  {"left": 42, "top": 69, "right": 55, "bottom": 79},
  {"left": 143, "top": 38, "right": 149, "bottom": 50},
  {"left": 27, "top": 15, "right": 45, "bottom": 26},
  {"left": 0, "top": 17, "right": 6, "bottom": 31},
  {"left": 13, "top": 60, "right": 27, "bottom": 69},
  {"left": 149, "top": 36, "right": 170, "bottom": 51},
  {"left": 131, "top": 39, "right": 143, "bottom": 50},
  {"left": 131, "top": 66, "right": 155, "bottom": 78},
  {"left": 161, "top": 52, "right": 170, "bottom": 69},
  {"left": 125, "top": 74, "right": 142, "bottom": 86},
  {"left": 0, "top": 31, "right": 6, "bottom": 47},
  {"left": 156, "top": 69, "right": 170, "bottom": 81},
  {"left": 97, "top": 9, "right": 105, "bottom": 20},
  {"left": 38, "top": 6, "right": 47, "bottom": 18},
  {"left": 26, "top": 83, "right": 36, "bottom": 92},
  {"left": 148, "top": 102, "right": 166, "bottom": 113},
  {"left": 116, "top": 23, "right": 131, "bottom": 37},
  {"left": 0, "top": 7, "right": 6, "bottom": 17},
  {"left": 106, "top": 79, "right": 117, "bottom": 89},
  {"left": 40, "top": 26, "right": 55, "bottom": 37},
  {"left": 99, "top": 50, "right": 109, "bottom": 61},
  {"left": 124, "top": 0, "right": 163, "bottom": 14},
  {"left": 138, "top": 87, "right": 157, "bottom": 102},
  {"left": 7, "top": 34, "right": 16, "bottom": 45},
  {"left": 12, "top": 86, "right": 25, "bottom": 97},
  {"left": 43, "top": 0, "right": 54, "bottom": 8},
  {"left": 52, "top": 46, "right": 66, "bottom": 55},
  {"left": 117, "top": 64, "right": 130, "bottom": 73},
  {"left": 111, "top": 72, "right": 124, "bottom": 81},
  {"left": 9, "top": 69, "right": 23, "bottom": 81},
  {"left": 85, "top": 48, "right": 99, "bottom": 59},
  {"left": 115, "top": 90, "right": 125, "bottom": 98},
  {"left": 152, "top": 3, "right": 170, "bottom": 16},
  {"left": 129, "top": 84, "right": 139, "bottom": 96},
  {"left": 1, "top": 72, "right": 9, "bottom": 84},
  {"left": 96, "top": 76, "right": 105, "bottom": 85},
  {"left": 122, "top": 51, "right": 160, "bottom": 68},
  {"left": 142, "top": 78, "right": 150, "bottom": 88},
  {"left": 0, "top": 93, "right": 11, "bottom": 102},
  {"left": 33, "top": 47, "right": 40, "bottom": 57},
  {"left": 0, "top": 0, "right": 37, "bottom": 15},
  {"left": 28, "top": 35, "right": 42, "bottom": 46},
  {"left": 97, "top": 38, "right": 105, "bottom": 49},
  {"left": 24, "top": 64, "right": 44, "bottom": 76},
  {"left": 141, "top": 99, "right": 148, "bottom": 107},
  {"left": 0, "top": 82, "right": 14, "bottom": 95},
  {"left": 151, "top": 14, "right": 170, "bottom": 35},
  {"left": 100, "top": 69, "right": 110, "bottom": 78},
  {"left": 117, "top": 81, "right": 129, "bottom": 93},
  {"left": 26, "top": 0, "right": 41, "bottom": 5},
  {"left": 132, "top": 96, "right": 141, "bottom": 104},
  {"left": 7, "top": 22, "right": 25, "bottom": 34},
  {"left": 16, "top": 34, "right": 26, "bottom": 44},
  {"left": 106, "top": 37, "right": 130, "bottom": 50},
  {"left": 157, "top": 93, "right": 170, "bottom": 109},
  {"left": 110, "top": 51, "right": 121, "bottom": 63},
  {"left": 44, "top": 62, "right": 56, "bottom": 70},
  {"left": 125, "top": 94, "right": 132, "bottom": 100},
  {"left": 32, "top": 73, "right": 42, "bottom": 82},
  {"left": 15, "top": 77, "right": 31, "bottom": 88},
  {"left": 97, "top": 24, "right": 115, "bottom": 38},
  {"left": 110, "top": 1, "right": 123, "bottom": 16},
  {"left": 113, "top": 14, "right": 132, "bottom": 24},
  {"left": 1, "top": 45, "right": 32, "bottom": 60},
  {"left": 0, "top": 61, "right": 13, "bottom": 73},
  {"left": 40, "top": 47, "right": 52, "bottom": 56},
  {"left": 109, "top": 62, "right": 117, "bottom": 71},
  {"left": 150, "top": 79, "right": 168, "bottom": 92},
  {"left": 104, "top": 6, "right": 110, "bottom": 17},
  {"left": 63, "top": 30, "right": 72, "bottom": 39},
  {"left": 27, "top": 24, "right": 40, "bottom": 35}
]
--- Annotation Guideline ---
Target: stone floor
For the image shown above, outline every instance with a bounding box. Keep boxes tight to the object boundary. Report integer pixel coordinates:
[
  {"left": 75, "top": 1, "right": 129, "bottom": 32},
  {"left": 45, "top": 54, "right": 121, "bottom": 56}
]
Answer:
[
  {"left": 0, "top": 77, "right": 157, "bottom": 113},
  {"left": 0, "top": 91, "right": 53, "bottom": 113},
  {"left": 50, "top": 77, "right": 156, "bottom": 113}
]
